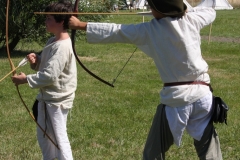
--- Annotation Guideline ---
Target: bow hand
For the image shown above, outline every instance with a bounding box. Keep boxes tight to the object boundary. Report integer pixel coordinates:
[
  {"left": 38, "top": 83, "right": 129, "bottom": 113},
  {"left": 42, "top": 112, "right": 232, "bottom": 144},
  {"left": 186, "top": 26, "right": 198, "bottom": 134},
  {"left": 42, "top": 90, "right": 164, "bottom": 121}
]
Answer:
[
  {"left": 11, "top": 72, "right": 27, "bottom": 86},
  {"left": 69, "top": 16, "right": 87, "bottom": 30}
]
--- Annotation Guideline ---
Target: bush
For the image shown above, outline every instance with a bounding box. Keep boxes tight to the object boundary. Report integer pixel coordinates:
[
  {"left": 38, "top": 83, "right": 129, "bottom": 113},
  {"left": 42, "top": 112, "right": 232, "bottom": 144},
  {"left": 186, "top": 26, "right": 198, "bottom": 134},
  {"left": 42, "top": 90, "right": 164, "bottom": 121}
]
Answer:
[{"left": 0, "top": 0, "right": 111, "bottom": 52}]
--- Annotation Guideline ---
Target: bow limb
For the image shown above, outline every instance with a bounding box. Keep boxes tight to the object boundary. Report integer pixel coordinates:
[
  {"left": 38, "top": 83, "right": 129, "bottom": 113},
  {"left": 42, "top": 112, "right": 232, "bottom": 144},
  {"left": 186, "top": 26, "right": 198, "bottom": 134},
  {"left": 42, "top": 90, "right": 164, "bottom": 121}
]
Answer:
[
  {"left": 5, "top": 0, "right": 59, "bottom": 149},
  {"left": 6, "top": 0, "right": 16, "bottom": 74},
  {"left": 71, "top": 0, "right": 114, "bottom": 87}
]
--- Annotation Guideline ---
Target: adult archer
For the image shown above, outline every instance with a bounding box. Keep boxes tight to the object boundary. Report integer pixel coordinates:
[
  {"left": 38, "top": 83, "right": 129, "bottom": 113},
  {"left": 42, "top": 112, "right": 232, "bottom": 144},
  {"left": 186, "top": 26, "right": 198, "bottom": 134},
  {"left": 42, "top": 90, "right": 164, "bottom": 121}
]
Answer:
[{"left": 68, "top": 0, "right": 222, "bottom": 159}]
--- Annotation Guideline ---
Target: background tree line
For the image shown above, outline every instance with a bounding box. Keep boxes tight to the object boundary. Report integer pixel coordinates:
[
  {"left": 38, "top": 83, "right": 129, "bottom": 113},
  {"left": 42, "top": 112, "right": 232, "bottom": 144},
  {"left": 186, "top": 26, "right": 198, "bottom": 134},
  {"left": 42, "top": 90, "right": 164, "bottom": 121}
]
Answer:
[{"left": 0, "top": 0, "right": 124, "bottom": 53}]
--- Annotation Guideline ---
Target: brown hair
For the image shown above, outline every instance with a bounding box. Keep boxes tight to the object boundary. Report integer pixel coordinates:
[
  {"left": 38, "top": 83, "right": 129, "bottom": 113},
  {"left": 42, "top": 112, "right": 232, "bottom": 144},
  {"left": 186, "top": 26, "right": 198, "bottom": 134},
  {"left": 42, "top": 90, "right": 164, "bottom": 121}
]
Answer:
[{"left": 45, "top": 0, "right": 73, "bottom": 29}]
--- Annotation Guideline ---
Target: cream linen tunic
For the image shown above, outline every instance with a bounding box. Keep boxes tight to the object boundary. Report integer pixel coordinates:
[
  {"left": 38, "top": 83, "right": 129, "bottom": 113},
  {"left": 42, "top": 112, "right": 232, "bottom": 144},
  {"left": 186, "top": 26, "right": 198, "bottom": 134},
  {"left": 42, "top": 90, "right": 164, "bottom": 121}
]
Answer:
[
  {"left": 27, "top": 37, "right": 77, "bottom": 109},
  {"left": 86, "top": 7, "right": 216, "bottom": 107},
  {"left": 86, "top": 7, "right": 216, "bottom": 146}
]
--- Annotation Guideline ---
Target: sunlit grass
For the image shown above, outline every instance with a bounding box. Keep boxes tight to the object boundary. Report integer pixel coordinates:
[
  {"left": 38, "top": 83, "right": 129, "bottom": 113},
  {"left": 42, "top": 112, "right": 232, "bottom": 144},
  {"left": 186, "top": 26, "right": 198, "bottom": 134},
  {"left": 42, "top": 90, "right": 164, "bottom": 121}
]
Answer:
[{"left": 0, "top": 9, "right": 240, "bottom": 159}]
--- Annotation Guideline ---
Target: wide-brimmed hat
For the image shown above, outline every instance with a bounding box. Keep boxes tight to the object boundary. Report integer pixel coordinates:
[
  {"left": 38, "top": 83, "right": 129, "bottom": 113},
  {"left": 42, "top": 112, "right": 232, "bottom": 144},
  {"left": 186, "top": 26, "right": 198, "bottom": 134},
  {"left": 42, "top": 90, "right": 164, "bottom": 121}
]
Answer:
[{"left": 147, "top": 0, "right": 187, "bottom": 17}]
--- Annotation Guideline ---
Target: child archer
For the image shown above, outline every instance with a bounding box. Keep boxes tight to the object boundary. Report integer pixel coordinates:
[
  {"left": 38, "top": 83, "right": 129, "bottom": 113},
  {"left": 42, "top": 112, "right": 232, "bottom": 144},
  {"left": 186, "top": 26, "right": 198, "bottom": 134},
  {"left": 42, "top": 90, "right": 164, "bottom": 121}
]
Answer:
[{"left": 12, "top": 1, "right": 76, "bottom": 159}]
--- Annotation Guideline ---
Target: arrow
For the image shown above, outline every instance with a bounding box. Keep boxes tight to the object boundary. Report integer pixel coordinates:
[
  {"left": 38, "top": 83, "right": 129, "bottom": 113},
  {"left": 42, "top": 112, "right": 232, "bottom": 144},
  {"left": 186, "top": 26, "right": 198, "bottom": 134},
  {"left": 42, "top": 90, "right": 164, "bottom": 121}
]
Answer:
[
  {"left": 0, "top": 57, "right": 28, "bottom": 83},
  {"left": 34, "top": 11, "right": 152, "bottom": 16}
]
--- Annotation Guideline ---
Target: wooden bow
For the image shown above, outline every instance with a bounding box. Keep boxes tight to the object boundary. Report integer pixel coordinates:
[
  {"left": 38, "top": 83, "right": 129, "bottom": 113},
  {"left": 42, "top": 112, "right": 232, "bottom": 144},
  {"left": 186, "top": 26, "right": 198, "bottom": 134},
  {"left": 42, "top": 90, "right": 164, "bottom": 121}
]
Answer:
[
  {"left": 5, "top": 0, "right": 59, "bottom": 149},
  {"left": 71, "top": 0, "right": 114, "bottom": 87}
]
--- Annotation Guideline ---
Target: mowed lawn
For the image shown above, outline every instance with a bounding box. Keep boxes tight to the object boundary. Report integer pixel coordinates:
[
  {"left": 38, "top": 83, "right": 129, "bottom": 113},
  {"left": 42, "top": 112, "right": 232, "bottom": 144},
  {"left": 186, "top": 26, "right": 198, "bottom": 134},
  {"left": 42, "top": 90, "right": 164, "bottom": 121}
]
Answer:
[{"left": 0, "top": 9, "right": 240, "bottom": 159}]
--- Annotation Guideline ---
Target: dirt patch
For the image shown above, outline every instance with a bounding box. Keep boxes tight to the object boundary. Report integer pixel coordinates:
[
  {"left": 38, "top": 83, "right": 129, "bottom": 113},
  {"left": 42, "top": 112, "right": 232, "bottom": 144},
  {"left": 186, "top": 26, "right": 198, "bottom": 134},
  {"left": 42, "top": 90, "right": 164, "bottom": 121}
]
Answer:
[
  {"left": 201, "top": 35, "right": 240, "bottom": 43},
  {"left": 78, "top": 56, "right": 99, "bottom": 61}
]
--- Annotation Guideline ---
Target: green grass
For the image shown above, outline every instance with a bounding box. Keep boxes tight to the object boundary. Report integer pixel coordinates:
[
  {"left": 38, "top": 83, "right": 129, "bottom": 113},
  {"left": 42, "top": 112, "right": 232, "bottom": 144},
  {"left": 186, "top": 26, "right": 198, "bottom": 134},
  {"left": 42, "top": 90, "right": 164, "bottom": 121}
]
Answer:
[
  {"left": 200, "top": 9, "right": 240, "bottom": 38},
  {"left": 0, "top": 9, "right": 240, "bottom": 159}
]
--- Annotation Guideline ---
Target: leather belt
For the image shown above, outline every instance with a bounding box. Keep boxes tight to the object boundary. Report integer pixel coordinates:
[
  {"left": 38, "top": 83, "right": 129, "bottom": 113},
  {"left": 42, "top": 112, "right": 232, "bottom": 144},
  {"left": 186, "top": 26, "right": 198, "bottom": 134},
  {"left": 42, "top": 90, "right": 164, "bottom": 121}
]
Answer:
[
  {"left": 164, "top": 81, "right": 213, "bottom": 92},
  {"left": 164, "top": 81, "right": 210, "bottom": 87}
]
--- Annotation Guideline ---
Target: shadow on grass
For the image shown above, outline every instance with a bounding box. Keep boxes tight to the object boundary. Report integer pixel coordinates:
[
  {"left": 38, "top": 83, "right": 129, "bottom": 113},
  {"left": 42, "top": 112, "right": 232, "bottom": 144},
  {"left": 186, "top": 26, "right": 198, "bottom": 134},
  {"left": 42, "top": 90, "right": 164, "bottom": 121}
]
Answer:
[{"left": 0, "top": 49, "right": 40, "bottom": 58}]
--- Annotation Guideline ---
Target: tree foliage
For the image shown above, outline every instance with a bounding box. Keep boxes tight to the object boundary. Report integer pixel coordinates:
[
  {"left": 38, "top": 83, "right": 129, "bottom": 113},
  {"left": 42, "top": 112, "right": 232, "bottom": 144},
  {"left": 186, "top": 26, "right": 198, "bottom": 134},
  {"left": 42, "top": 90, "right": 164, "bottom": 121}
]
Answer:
[
  {"left": 0, "top": 0, "right": 54, "bottom": 52},
  {"left": 0, "top": 0, "right": 111, "bottom": 53}
]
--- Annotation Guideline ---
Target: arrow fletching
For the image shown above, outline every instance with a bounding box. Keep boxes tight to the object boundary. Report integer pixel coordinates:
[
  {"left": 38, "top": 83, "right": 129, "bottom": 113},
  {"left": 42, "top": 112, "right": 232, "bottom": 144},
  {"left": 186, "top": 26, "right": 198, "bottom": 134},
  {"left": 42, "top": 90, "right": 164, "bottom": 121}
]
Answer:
[
  {"left": 0, "top": 57, "right": 28, "bottom": 83},
  {"left": 18, "top": 57, "right": 28, "bottom": 67}
]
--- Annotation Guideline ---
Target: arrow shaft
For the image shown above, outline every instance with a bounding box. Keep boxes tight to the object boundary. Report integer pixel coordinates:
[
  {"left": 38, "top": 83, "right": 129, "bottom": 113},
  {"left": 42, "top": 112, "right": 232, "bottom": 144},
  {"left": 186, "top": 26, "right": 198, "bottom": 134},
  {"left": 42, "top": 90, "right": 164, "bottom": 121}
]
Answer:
[
  {"left": 34, "top": 12, "right": 141, "bottom": 15},
  {"left": 0, "top": 66, "right": 20, "bottom": 83}
]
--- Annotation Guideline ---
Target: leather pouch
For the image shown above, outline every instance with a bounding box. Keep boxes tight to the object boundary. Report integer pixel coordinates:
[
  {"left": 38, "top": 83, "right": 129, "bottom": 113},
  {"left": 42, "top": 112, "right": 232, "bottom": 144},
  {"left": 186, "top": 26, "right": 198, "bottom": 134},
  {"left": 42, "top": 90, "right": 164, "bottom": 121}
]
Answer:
[{"left": 212, "top": 96, "right": 229, "bottom": 125}]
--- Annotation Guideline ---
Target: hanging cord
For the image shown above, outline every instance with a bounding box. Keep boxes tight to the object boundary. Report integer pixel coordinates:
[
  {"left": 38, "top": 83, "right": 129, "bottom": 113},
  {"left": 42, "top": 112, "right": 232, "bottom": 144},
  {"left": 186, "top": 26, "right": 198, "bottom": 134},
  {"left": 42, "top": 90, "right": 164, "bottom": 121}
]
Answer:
[
  {"left": 208, "top": 0, "right": 216, "bottom": 44},
  {"left": 111, "top": 47, "right": 137, "bottom": 85},
  {"left": 44, "top": 103, "right": 47, "bottom": 138}
]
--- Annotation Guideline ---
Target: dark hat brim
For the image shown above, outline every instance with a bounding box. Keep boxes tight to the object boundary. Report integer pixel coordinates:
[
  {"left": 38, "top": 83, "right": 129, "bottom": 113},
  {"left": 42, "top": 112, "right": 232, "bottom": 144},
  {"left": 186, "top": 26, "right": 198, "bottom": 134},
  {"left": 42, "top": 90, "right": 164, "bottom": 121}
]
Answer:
[{"left": 148, "top": 0, "right": 187, "bottom": 16}]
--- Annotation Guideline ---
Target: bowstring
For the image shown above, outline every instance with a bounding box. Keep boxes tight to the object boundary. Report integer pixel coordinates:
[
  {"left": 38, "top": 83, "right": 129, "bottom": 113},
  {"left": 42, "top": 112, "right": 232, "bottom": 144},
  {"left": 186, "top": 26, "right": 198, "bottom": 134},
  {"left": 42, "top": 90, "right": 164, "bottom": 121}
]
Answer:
[{"left": 111, "top": 47, "right": 137, "bottom": 85}]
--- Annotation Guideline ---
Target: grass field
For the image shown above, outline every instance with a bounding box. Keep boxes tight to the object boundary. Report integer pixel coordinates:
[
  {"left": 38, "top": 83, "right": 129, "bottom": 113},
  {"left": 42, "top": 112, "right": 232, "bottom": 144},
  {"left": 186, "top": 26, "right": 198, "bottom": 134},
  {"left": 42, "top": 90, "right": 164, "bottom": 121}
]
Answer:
[
  {"left": 188, "top": 0, "right": 240, "bottom": 8},
  {"left": 0, "top": 9, "right": 240, "bottom": 159}
]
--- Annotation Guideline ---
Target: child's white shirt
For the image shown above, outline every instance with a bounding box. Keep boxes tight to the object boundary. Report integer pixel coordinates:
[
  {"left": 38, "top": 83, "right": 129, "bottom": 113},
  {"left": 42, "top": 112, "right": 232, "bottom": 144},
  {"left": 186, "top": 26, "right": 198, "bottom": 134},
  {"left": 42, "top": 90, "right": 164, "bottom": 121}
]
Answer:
[{"left": 27, "top": 37, "right": 77, "bottom": 109}]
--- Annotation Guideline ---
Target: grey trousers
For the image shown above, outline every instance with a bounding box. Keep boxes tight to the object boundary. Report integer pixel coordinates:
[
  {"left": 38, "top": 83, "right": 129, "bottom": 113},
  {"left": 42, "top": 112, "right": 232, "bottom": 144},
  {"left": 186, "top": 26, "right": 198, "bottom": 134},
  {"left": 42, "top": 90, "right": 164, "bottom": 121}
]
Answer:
[{"left": 143, "top": 104, "right": 222, "bottom": 160}]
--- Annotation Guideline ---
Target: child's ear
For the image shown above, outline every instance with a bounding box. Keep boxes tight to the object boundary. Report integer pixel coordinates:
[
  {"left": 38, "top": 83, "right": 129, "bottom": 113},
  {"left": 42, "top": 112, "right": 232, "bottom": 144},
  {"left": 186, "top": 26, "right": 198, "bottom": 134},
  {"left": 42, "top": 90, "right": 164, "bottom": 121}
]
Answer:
[{"left": 58, "top": 21, "right": 64, "bottom": 28}]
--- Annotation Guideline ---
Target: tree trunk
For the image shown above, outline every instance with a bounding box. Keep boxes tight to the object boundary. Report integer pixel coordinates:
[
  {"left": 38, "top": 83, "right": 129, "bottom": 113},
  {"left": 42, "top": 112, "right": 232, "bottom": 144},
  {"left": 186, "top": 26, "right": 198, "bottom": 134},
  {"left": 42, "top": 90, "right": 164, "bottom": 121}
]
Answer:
[
  {"left": 8, "top": 36, "right": 20, "bottom": 52},
  {"left": 0, "top": 35, "right": 20, "bottom": 57}
]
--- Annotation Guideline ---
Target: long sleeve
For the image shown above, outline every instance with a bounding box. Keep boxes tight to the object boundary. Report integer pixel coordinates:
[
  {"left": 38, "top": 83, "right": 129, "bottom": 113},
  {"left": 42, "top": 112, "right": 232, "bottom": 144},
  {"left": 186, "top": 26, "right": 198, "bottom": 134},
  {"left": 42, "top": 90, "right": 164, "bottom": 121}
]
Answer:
[
  {"left": 85, "top": 8, "right": 215, "bottom": 107},
  {"left": 186, "top": 7, "right": 216, "bottom": 31},
  {"left": 26, "top": 38, "right": 77, "bottom": 108}
]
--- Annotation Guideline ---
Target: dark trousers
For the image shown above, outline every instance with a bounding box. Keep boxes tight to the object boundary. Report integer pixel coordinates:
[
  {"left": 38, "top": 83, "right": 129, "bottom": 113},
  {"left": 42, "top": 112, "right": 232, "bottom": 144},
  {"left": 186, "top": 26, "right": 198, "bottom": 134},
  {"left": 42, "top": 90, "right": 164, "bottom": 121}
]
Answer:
[{"left": 143, "top": 104, "right": 222, "bottom": 160}]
